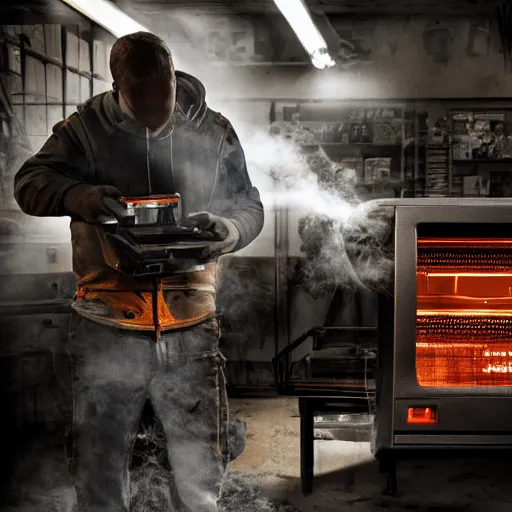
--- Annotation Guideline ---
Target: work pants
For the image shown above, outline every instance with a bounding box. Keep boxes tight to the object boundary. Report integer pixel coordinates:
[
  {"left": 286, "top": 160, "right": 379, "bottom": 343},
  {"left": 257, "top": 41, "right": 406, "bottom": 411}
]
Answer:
[{"left": 66, "top": 313, "right": 228, "bottom": 512}]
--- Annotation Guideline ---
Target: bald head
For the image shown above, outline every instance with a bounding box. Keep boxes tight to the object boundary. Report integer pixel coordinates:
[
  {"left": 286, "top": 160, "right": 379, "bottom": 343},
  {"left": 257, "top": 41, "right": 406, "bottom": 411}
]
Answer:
[{"left": 110, "top": 32, "right": 176, "bottom": 132}]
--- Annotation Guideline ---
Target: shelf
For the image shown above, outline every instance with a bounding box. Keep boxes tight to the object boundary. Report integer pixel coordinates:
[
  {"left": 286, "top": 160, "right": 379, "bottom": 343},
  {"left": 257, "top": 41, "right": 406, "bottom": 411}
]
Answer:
[
  {"left": 301, "top": 143, "right": 402, "bottom": 148},
  {"left": 357, "top": 180, "right": 404, "bottom": 188},
  {"left": 453, "top": 159, "right": 512, "bottom": 163}
]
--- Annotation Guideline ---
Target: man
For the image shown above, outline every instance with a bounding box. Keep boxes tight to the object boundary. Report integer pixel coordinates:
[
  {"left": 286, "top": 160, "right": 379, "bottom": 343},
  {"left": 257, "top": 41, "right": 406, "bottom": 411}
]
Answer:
[{"left": 14, "top": 31, "right": 263, "bottom": 512}]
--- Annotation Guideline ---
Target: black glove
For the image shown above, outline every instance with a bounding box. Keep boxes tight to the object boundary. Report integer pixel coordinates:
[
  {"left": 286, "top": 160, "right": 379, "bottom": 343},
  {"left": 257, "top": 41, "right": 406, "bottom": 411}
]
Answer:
[
  {"left": 187, "top": 212, "right": 240, "bottom": 260},
  {"left": 64, "top": 184, "right": 125, "bottom": 222}
]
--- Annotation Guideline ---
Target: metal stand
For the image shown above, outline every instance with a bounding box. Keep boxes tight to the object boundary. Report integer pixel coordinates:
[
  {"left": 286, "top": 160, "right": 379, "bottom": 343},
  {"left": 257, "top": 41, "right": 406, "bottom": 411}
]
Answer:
[
  {"left": 379, "top": 457, "right": 398, "bottom": 496},
  {"left": 274, "top": 322, "right": 377, "bottom": 497},
  {"left": 299, "top": 398, "right": 315, "bottom": 495}
]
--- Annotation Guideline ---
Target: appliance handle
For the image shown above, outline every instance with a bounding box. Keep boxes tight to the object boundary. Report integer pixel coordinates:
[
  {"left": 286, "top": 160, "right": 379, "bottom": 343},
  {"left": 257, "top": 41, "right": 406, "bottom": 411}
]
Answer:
[
  {"left": 97, "top": 197, "right": 130, "bottom": 224},
  {"left": 104, "top": 197, "right": 130, "bottom": 219}
]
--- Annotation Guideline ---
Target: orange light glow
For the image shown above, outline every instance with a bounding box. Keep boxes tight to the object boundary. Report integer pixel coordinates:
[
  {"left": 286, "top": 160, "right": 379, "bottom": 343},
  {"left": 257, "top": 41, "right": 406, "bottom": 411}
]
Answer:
[
  {"left": 407, "top": 407, "right": 438, "bottom": 424},
  {"left": 121, "top": 195, "right": 180, "bottom": 206},
  {"left": 416, "top": 237, "right": 512, "bottom": 387}
]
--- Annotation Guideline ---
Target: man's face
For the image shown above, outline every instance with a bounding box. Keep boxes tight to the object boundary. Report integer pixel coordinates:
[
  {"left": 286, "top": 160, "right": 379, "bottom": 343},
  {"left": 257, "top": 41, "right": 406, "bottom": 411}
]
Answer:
[{"left": 120, "top": 74, "right": 177, "bottom": 134}]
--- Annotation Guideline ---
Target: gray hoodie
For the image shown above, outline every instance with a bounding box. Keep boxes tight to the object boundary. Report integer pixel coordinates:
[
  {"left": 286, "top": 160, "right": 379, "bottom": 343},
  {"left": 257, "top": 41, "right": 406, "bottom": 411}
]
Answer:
[{"left": 13, "top": 71, "right": 264, "bottom": 333}]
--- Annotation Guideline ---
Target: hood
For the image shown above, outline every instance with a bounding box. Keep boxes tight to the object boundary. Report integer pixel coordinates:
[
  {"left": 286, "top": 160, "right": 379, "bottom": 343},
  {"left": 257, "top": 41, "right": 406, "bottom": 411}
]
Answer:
[{"left": 98, "top": 71, "right": 208, "bottom": 140}]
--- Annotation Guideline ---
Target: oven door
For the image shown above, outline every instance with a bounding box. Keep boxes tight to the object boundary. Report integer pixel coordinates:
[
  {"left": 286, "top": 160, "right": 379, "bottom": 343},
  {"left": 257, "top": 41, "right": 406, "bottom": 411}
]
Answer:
[{"left": 392, "top": 204, "right": 512, "bottom": 441}]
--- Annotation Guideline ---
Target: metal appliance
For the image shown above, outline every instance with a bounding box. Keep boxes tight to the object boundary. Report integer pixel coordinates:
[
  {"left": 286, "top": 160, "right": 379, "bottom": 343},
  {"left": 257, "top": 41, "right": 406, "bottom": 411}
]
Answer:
[
  {"left": 100, "top": 194, "right": 220, "bottom": 277},
  {"left": 373, "top": 198, "right": 512, "bottom": 493}
]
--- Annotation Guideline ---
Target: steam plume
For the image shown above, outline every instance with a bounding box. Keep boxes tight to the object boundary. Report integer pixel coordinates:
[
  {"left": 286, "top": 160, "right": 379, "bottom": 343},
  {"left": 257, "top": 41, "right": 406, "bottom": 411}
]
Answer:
[{"left": 237, "top": 122, "right": 395, "bottom": 295}]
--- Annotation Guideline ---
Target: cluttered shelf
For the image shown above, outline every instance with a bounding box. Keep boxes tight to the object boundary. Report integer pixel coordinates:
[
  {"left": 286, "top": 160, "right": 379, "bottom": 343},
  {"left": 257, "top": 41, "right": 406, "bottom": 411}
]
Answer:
[
  {"left": 445, "top": 108, "right": 512, "bottom": 197},
  {"left": 270, "top": 103, "right": 407, "bottom": 194},
  {"left": 453, "top": 159, "right": 512, "bottom": 164},
  {"left": 451, "top": 108, "right": 512, "bottom": 161},
  {"left": 301, "top": 143, "right": 401, "bottom": 148}
]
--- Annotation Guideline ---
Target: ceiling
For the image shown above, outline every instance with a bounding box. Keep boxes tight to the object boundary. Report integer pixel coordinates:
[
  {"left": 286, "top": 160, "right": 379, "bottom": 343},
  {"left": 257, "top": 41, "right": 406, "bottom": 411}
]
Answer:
[{"left": 129, "top": 0, "right": 507, "bottom": 15}]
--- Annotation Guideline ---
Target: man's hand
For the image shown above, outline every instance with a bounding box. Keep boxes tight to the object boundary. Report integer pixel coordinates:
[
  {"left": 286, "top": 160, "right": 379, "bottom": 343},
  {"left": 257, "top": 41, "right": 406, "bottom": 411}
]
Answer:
[
  {"left": 187, "top": 212, "right": 240, "bottom": 260},
  {"left": 64, "top": 184, "right": 125, "bottom": 222}
]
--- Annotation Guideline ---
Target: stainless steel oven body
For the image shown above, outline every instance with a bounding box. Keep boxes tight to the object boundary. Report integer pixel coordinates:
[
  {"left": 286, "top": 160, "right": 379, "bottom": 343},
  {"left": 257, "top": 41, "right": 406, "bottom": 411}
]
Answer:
[{"left": 372, "top": 198, "right": 512, "bottom": 456}]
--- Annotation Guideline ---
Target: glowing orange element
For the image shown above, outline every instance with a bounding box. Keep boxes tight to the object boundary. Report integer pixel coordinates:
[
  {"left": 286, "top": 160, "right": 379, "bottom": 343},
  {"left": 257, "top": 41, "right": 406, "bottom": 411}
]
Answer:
[
  {"left": 407, "top": 407, "right": 438, "bottom": 424},
  {"left": 120, "top": 195, "right": 180, "bottom": 206},
  {"left": 416, "top": 237, "right": 512, "bottom": 387}
]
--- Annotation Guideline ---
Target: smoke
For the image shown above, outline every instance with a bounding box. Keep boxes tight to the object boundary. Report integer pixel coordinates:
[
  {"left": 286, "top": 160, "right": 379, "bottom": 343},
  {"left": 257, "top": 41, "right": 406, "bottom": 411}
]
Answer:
[{"left": 235, "top": 122, "right": 394, "bottom": 295}]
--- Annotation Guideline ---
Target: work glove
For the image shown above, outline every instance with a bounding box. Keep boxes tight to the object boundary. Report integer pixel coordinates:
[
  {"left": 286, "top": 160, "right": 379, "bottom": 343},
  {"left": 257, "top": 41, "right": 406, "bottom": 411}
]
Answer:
[
  {"left": 64, "top": 184, "right": 125, "bottom": 222},
  {"left": 187, "top": 212, "right": 240, "bottom": 260}
]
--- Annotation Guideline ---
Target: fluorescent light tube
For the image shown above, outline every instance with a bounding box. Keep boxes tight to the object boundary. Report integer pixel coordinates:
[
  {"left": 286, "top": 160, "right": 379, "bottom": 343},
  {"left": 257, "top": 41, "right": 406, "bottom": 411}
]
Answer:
[
  {"left": 273, "top": 0, "right": 335, "bottom": 69},
  {"left": 60, "top": 0, "right": 149, "bottom": 38}
]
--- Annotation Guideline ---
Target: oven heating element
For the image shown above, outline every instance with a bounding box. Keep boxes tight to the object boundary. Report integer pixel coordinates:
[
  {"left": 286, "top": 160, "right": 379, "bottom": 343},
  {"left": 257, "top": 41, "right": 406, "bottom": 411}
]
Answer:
[{"left": 416, "top": 237, "right": 512, "bottom": 388}]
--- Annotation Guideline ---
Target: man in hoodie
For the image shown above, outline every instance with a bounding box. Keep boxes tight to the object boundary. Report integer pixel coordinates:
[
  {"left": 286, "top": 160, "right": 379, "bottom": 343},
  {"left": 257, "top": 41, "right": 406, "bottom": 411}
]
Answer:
[{"left": 14, "top": 32, "right": 264, "bottom": 512}]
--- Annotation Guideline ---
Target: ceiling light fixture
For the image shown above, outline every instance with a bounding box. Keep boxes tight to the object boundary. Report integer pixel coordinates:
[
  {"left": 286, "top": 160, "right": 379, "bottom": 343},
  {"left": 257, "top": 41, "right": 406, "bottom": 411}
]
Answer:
[
  {"left": 60, "top": 0, "right": 149, "bottom": 38},
  {"left": 273, "top": 0, "right": 335, "bottom": 69}
]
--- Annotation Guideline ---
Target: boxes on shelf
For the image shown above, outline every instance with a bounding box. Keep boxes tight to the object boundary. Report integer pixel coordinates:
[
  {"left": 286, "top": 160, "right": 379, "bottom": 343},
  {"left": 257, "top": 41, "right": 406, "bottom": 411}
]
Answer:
[
  {"left": 269, "top": 121, "right": 317, "bottom": 145},
  {"left": 426, "top": 144, "right": 449, "bottom": 196},
  {"left": 346, "top": 108, "right": 403, "bottom": 144},
  {"left": 462, "top": 175, "right": 490, "bottom": 197},
  {"left": 497, "top": 136, "right": 512, "bottom": 159},
  {"left": 451, "top": 110, "right": 510, "bottom": 160},
  {"left": 452, "top": 135, "right": 471, "bottom": 160},
  {"left": 348, "top": 121, "right": 373, "bottom": 143},
  {"left": 348, "top": 109, "right": 366, "bottom": 123},
  {"left": 44, "top": 25, "right": 62, "bottom": 63},
  {"left": 322, "top": 122, "right": 348, "bottom": 143},
  {"left": 364, "top": 158, "right": 392, "bottom": 183},
  {"left": 46, "top": 64, "right": 63, "bottom": 102},
  {"left": 372, "top": 119, "right": 402, "bottom": 145}
]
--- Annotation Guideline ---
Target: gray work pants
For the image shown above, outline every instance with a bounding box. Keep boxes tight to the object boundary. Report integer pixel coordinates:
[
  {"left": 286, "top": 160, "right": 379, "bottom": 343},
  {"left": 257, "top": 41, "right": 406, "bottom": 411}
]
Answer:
[{"left": 66, "top": 313, "right": 228, "bottom": 512}]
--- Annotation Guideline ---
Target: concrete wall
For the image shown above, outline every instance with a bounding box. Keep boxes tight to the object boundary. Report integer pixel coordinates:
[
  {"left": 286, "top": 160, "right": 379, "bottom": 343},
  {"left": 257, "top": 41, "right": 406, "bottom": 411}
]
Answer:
[{"left": 151, "top": 15, "right": 511, "bottom": 100}]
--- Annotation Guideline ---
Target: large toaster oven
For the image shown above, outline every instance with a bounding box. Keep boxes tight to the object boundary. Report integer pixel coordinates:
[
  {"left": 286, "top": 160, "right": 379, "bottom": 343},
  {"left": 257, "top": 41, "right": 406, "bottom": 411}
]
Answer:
[{"left": 373, "top": 199, "right": 512, "bottom": 462}]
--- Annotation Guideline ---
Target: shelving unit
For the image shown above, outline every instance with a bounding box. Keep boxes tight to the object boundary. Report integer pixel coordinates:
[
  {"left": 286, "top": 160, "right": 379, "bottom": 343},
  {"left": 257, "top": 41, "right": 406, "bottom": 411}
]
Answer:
[
  {"left": 272, "top": 101, "right": 408, "bottom": 199},
  {"left": 448, "top": 107, "right": 512, "bottom": 197},
  {"left": 425, "top": 143, "right": 452, "bottom": 196}
]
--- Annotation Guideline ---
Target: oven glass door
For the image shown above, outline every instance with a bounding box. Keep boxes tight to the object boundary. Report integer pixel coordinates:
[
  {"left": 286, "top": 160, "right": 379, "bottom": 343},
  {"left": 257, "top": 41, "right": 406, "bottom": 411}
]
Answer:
[{"left": 416, "top": 223, "right": 512, "bottom": 387}]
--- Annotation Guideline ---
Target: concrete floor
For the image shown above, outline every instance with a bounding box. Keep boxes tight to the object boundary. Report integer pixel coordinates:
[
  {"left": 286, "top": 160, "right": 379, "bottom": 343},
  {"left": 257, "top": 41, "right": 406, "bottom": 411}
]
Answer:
[
  {"left": 3, "top": 397, "right": 512, "bottom": 511},
  {"left": 229, "top": 397, "right": 512, "bottom": 512}
]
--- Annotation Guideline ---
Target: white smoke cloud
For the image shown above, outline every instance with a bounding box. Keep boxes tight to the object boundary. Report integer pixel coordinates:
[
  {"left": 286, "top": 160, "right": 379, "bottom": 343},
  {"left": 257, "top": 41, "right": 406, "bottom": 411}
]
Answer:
[{"left": 234, "top": 123, "right": 393, "bottom": 294}]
